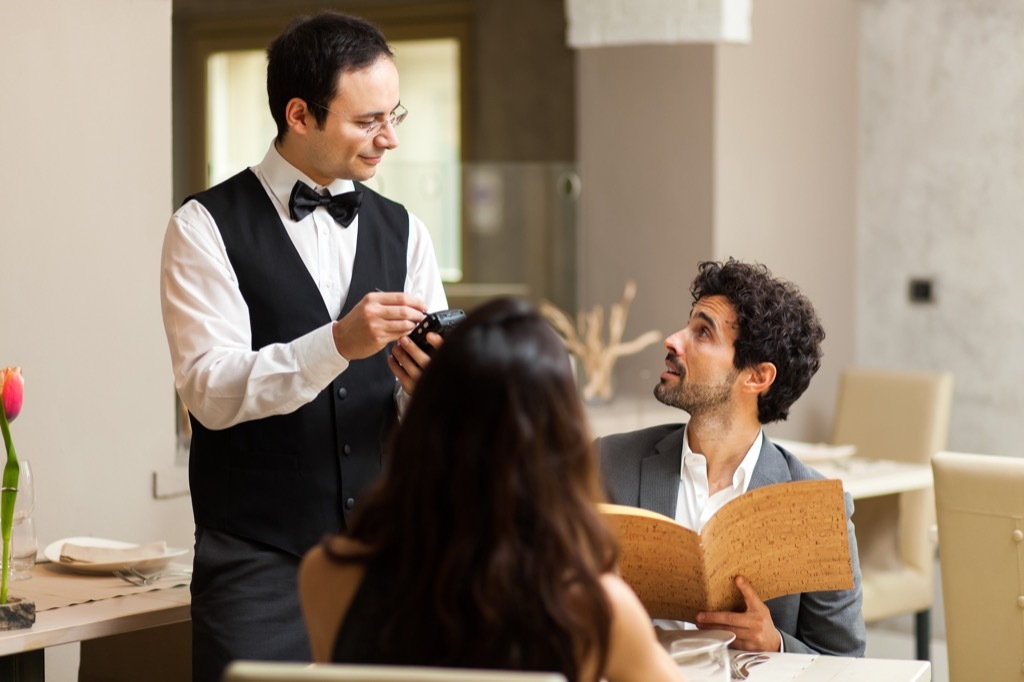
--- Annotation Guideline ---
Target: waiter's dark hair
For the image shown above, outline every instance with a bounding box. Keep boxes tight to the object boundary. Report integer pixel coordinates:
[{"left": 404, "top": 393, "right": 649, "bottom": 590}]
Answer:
[
  {"left": 691, "top": 258, "right": 826, "bottom": 424},
  {"left": 266, "top": 11, "right": 393, "bottom": 142},
  {"left": 323, "top": 298, "right": 618, "bottom": 681}
]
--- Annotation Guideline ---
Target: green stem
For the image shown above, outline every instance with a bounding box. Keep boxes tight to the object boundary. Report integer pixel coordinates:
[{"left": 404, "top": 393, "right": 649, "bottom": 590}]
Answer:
[{"left": 0, "top": 406, "right": 19, "bottom": 605}]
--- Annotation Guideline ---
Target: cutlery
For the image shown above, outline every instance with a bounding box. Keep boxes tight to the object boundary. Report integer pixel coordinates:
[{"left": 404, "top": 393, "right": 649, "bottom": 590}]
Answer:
[
  {"left": 113, "top": 565, "right": 192, "bottom": 586},
  {"left": 730, "top": 652, "right": 769, "bottom": 679}
]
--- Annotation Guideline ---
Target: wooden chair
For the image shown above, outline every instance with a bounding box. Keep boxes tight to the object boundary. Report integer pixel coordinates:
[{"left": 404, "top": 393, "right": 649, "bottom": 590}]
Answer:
[
  {"left": 933, "top": 451, "right": 1024, "bottom": 682},
  {"left": 829, "top": 368, "right": 953, "bottom": 660}
]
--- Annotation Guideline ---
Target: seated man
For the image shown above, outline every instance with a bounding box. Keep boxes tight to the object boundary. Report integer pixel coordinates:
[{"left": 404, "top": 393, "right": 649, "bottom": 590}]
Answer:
[{"left": 597, "top": 258, "right": 865, "bottom": 657}]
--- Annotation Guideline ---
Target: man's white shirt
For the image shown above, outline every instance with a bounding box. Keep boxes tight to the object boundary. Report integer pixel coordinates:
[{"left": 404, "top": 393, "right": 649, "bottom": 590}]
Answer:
[
  {"left": 675, "top": 428, "right": 763, "bottom": 530},
  {"left": 656, "top": 428, "right": 779, "bottom": 646}
]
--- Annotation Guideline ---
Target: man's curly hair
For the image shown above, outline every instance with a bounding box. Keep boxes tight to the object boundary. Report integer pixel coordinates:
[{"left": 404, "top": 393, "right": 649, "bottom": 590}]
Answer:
[{"left": 690, "top": 259, "right": 825, "bottom": 424}]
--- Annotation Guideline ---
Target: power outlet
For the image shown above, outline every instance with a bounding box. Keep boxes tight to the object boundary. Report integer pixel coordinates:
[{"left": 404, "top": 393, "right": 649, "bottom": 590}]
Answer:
[{"left": 908, "top": 278, "right": 935, "bottom": 304}]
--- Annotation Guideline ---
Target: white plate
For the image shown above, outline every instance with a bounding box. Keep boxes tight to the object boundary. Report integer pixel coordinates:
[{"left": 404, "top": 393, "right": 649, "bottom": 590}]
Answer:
[
  {"left": 43, "top": 536, "right": 189, "bottom": 575},
  {"left": 772, "top": 438, "right": 857, "bottom": 463}
]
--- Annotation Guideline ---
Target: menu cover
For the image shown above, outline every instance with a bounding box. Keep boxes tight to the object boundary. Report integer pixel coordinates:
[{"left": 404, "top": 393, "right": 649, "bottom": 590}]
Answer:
[{"left": 601, "top": 479, "right": 853, "bottom": 622}]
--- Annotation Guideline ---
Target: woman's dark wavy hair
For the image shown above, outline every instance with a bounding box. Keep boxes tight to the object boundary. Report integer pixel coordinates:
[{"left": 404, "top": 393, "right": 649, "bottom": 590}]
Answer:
[
  {"left": 266, "top": 11, "right": 393, "bottom": 142},
  {"left": 324, "top": 298, "right": 619, "bottom": 681},
  {"left": 691, "top": 259, "right": 825, "bottom": 424}
]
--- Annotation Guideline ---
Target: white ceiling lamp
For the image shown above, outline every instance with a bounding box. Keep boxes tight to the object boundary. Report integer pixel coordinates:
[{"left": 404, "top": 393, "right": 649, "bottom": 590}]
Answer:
[{"left": 565, "top": 0, "right": 752, "bottom": 48}]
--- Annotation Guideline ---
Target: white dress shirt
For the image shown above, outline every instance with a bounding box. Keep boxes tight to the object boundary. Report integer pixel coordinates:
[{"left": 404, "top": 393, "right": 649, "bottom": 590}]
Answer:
[
  {"left": 675, "top": 428, "right": 763, "bottom": 531},
  {"left": 160, "top": 143, "right": 448, "bottom": 431},
  {"left": 667, "top": 427, "right": 785, "bottom": 650}
]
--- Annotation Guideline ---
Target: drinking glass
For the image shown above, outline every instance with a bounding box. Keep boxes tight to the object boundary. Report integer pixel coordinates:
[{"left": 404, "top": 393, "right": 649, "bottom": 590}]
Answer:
[
  {"left": 669, "top": 636, "right": 729, "bottom": 682},
  {"left": 9, "top": 516, "right": 37, "bottom": 580},
  {"left": 13, "top": 460, "right": 34, "bottom": 521}
]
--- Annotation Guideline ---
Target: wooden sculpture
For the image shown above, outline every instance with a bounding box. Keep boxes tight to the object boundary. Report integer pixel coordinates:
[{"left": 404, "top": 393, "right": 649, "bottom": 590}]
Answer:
[{"left": 540, "top": 280, "right": 661, "bottom": 402}]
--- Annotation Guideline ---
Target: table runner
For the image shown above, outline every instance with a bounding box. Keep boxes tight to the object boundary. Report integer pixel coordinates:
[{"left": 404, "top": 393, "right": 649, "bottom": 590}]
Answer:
[{"left": 7, "top": 562, "right": 190, "bottom": 611}]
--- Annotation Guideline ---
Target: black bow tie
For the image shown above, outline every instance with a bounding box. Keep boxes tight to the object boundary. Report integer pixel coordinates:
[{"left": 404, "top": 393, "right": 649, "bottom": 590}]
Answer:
[{"left": 288, "top": 181, "right": 363, "bottom": 226}]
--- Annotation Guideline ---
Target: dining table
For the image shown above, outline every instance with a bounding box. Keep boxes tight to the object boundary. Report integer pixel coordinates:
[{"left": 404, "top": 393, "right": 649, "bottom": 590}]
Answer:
[
  {"left": 726, "top": 649, "right": 931, "bottom": 681},
  {"left": 0, "top": 559, "right": 932, "bottom": 682},
  {"left": 769, "top": 438, "right": 933, "bottom": 500},
  {"left": 0, "top": 559, "right": 191, "bottom": 682}
]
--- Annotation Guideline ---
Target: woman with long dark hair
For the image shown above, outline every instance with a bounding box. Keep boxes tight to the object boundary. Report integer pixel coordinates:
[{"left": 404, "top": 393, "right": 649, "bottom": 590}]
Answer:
[{"left": 299, "top": 298, "right": 683, "bottom": 681}]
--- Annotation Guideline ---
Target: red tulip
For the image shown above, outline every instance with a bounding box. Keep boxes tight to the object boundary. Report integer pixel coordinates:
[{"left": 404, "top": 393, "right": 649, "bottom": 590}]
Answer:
[
  {"left": 0, "top": 367, "right": 22, "bottom": 422},
  {"left": 0, "top": 366, "right": 22, "bottom": 604}
]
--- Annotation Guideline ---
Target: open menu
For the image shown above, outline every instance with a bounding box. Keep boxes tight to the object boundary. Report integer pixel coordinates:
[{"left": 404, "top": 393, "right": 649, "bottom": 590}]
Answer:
[{"left": 600, "top": 479, "right": 853, "bottom": 622}]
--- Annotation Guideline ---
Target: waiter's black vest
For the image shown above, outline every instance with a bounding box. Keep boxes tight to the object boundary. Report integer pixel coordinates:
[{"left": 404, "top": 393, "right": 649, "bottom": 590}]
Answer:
[{"left": 186, "top": 169, "right": 409, "bottom": 556}]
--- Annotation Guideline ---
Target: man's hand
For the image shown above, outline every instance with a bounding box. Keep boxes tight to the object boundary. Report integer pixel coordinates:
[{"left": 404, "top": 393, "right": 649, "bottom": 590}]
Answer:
[
  {"left": 331, "top": 291, "right": 426, "bottom": 361},
  {"left": 387, "top": 331, "right": 441, "bottom": 394},
  {"left": 696, "top": 575, "right": 782, "bottom": 652}
]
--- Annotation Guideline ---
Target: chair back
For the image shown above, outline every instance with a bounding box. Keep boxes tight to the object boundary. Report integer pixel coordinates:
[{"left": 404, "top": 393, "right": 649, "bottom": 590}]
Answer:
[
  {"left": 829, "top": 368, "right": 953, "bottom": 624},
  {"left": 933, "top": 451, "right": 1024, "bottom": 682},
  {"left": 221, "top": 662, "right": 568, "bottom": 682},
  {"left": 830, "top": 368, "right": 953, "bottom": 465}
]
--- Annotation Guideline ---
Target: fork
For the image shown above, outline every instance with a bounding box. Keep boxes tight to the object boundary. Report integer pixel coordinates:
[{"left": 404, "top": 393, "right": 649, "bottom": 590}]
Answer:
[
  {"left": 113, "top": 565, "right": 192, "bottom": 586},
  {"left": 729, "top": 656, "right": 749, "bottom": 680},
  {"left": 730, "top": 652, "right": 769, "bottom": 679}
]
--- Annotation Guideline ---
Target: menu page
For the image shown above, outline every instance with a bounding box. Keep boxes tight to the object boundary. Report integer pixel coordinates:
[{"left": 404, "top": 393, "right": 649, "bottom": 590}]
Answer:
[{"left": 601, "top": 479, "right": 853, "bottom": 621}]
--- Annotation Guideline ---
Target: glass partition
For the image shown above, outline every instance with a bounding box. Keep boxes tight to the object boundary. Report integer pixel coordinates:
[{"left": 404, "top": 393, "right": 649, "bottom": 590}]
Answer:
[{"left": 365, "top": 161, "right": 578, "bottom": 313}]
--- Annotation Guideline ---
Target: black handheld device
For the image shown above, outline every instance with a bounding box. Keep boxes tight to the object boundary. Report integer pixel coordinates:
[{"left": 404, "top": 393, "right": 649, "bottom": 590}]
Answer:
[{"left": 408, "top": 308, "right": 466, "bottom": 355}]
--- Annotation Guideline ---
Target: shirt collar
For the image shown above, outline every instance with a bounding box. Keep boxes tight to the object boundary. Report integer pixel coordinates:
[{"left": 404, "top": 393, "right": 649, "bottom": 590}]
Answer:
[
  {"left": 256, "top": 143, "right": 357, "bottom": 216},
  {"left": 681, "top": 426, "right": 764, "bottom": 494}
]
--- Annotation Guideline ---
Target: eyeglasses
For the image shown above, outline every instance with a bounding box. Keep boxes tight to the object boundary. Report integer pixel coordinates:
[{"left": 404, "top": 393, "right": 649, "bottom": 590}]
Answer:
[{"left": 310, "top": 102, "right": 408, "bottom": 139}]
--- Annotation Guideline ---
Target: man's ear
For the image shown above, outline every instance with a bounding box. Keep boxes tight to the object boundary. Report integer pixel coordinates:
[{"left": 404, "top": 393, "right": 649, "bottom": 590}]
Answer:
[
  {"left": 744, "top": 362, "right": 777, "bottom": 395},
  {"left": 284, "top": 98, "right": 316, "bottom": 135}
]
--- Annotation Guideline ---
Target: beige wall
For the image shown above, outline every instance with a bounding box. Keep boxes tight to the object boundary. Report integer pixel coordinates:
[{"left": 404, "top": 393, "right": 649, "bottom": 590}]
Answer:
[
  {"left": 0, "top": 0, "right": 190, "bottom": 566},
  {"left": 716, "top": 0, "right": 858, "bottom": 439},
  {"left": 577, "top": 0, "right": 858, "bottom": 439},
  {"left": 0, "top": 0, "right": 184, "bottom": 674},
  {"left": 576, "top": 44, "right": 716, "bottom": 401}
]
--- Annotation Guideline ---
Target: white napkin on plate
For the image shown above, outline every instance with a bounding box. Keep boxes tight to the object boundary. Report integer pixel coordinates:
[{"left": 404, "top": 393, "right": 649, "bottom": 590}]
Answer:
[{"left": 59, "top": 540, "right": 167, "bottom": 564}]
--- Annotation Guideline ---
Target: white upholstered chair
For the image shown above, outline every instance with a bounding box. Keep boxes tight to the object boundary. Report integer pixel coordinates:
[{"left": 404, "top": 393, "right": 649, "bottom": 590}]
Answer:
[
  {"left": 933, "top": 450, "right": 1024, "bottom": 682},
  {"left": 221, "top": 662, "right": 567, "bottom": 682},
  {"left": 829, "top": 368, "right": 953, "bottom": 660}
]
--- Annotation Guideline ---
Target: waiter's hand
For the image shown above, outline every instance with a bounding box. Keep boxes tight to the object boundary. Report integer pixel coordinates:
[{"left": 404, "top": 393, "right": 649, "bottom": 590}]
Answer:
[
  {"left": 387, "top": 331, "right": 439, "bottom": 394},
  {"left": 696, "top": 575, "right": 782, "bottom": 652},
  {"left": 332, "top": 291, "right": 426, "bottom": 361}
]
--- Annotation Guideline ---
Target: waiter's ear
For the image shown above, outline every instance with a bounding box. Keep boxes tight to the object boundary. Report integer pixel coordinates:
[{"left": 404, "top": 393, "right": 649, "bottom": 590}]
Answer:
[{"left": 284, "top": 98, "right": 316, "bottom": 136}]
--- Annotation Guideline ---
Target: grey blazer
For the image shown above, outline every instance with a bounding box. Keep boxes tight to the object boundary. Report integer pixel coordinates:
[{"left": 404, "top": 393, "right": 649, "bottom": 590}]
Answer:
[{"left": 597, "top": 423, "right": 866, "bottom": 657}]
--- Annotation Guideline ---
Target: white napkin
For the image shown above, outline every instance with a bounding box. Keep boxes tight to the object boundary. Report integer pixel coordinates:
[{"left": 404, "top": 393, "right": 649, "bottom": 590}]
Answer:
[{"left": 59, "top": 540, "right": 167, "bottom": 564}]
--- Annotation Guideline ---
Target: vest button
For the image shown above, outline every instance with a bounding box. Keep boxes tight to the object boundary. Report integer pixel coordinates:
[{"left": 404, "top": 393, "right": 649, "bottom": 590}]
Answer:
[
  {"left": 1018, "top": 595, "right": 1024, "bottom": 609},
  {"left": 337, "top": 387, "right": 348, "bottom": 399},
  {"left": 1014, "top": 529, "right": 1024, "bottom": 543},
  {"left": 345, "top": 497, "right": 355, "bottom": 510},
  {"left": 342, "top": 444, "right": 351, "bottom": 456}
]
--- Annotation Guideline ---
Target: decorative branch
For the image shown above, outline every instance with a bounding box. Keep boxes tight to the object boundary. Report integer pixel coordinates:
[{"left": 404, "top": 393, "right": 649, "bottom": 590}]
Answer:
[{"left": 540, "top": 280, "right": 661, "bottom": 402}]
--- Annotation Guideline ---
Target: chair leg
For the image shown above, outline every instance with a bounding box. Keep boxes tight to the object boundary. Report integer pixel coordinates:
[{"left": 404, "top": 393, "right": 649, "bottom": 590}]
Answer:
[{"left": 914, "top": 609, "right": 930, "bottom": 661}]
